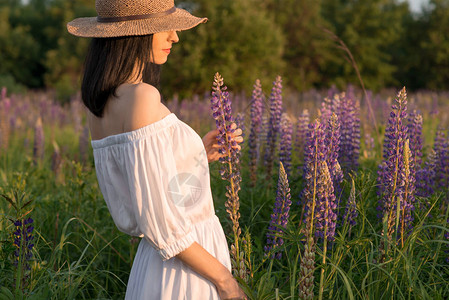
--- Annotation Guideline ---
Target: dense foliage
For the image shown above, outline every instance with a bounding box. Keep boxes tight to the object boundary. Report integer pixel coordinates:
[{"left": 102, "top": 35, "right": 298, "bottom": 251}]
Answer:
[{"left": 1, "top": 0, "right": 449, "bottom": 99}]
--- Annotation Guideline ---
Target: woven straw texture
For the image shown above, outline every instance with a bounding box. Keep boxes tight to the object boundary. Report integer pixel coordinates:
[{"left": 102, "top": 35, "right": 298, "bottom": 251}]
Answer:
[{"left": 67, "top": 0, "right": 207, "bottom": 38}]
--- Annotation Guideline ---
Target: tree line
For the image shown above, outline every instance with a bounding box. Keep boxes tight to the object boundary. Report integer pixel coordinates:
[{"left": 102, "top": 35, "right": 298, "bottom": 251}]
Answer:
[{"left": 0, "top": 0, "right": 448, "bottom": 100}]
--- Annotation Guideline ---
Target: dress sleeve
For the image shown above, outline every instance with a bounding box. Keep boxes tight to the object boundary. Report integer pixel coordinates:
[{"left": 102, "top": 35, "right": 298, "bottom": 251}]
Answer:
[{"left": 122, "top": 127, "right": 197, "bottom": 261}]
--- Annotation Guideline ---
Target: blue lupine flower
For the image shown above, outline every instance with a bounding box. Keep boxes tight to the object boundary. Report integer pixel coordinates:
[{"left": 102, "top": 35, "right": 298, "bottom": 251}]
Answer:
[
  {"left": 248, "top": 79, "right": 264, "bottom": 186},
  {"left": 264, "top": 162, "right": 292, "bottom": 259},
  {"left": 279, "top": 113, "right": 293, "bottom": 179},
  {"left": 264, "top": 76, "right": 283, "bottom": 181}
]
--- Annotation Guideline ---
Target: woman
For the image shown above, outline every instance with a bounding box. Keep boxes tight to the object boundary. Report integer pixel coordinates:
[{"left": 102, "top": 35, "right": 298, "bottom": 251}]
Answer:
[{"left": 67, "top": 0, "right": 246, "bottom": 299}]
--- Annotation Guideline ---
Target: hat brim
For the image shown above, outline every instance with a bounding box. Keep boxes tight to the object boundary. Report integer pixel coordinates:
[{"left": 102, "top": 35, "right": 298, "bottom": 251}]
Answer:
[{"left": 67, "top": 8, "right": 207, "bottom": 38}]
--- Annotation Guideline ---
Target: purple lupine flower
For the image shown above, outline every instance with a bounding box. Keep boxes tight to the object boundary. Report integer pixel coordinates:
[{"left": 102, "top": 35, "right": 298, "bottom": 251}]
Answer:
[
  {"left": 299, "top": 120, "right": 330, "bottom": 300},
  {"left": 264, "top": 76, "right": 283, "bottom": 182},
  {"left": 416, "top": 149, "right": 437, "bottom": 198},
  {"left": 319, "top": 97, "right": 332, "bottom": 127},
  {"left": 325, "top": 113, "right": 343, "bottom": 201},
  {"left": 259, "top": 114, "right": 269, "bottom": 157},
  {"left": 331, "top": 93, "right": 341, "bottom": 118},
  {"left": 33, "top": 117, "right": 44, "bottom": 163},
  {"left": 301, "top": 120, "right": 326, "bottom": 223},
  {"left": 295, "top": 109, "right": 310, "bottom": 161},
  {"left": 248, "top": 79, "right": 264, "bottom": 186},
  {"left": 279, "top": 113, "right": 293, "bottom": 179},
  {"left": 433, "top": 129, "right": 449, "bottom": 193},
  {"left": 378, "top": 88, "right": 408, "bottom": 213},
  {"left": 327, "top": 84, "right": 339, "bottom": 100},
  {"left": 407, "top": 110, "right": 423, "bottom": 173},
  {"left": 346, "top": 84, "right": 356, "bottom": 102},
  {"left": 210, "top": 73, "right": 244, "bottom": 278},
  {"left": 314, "top": 161, "right": 338, "bottom": 243},
  {"left": 338, "top": 93, "right": 361, "bottom": 174},
  {"left": 12, "top": 217, "right": 34, "bottom": 271},
  {"left": 264, "top": 161, "right": 292, "bottom": 259},
  {"left": 302, "top": 119, "right": 337, "bottom": 243},
  {"left": 377, "top": 88, "right": 415, "bottom": 243},
  {"left": 343, "top": 178, "right": 358, "bottom": 231}
]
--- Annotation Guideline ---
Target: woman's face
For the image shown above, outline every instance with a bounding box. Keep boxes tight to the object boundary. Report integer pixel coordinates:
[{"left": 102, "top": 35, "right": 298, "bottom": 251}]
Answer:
[{"left": 151, "top": 31, "right": 179, "bottom": 64}]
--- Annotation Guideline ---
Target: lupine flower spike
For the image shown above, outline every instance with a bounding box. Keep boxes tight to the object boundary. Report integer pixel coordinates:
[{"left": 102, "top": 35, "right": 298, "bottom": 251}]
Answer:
[
  {"left": 325, "top": 113, "right": 343, "bottom": 202},
  {"left": 433, "top": 129, "right": 449, "bottom": 195},
  {"left": 210, "top": 73, "right": 245, "bottom": 279},
  {"left": 300, "top": 119, "right": 338, "bottom": 299},
  {"left": 279, "top": 114, "right": 293, "bottom": 179},
  {"left": 13, "top": 217, "right": 35, "bottom": 271},
  {"left": 301, "top": 119, "right": 338, "bottom": 244},
  {"left": 377, "top": 87, "right": 415, "bottom": 251},
  {"left": 264, "top": 76, "right": 283, "bottom": 182},
  {"left": 416, "top": 149, "right": 437, "bottom": 199},
  {"left": 295, "top": 109, "right": 310, "bottom": 162},
  {"left": 407, "top": 110, "right": 423, "bottom": 173},
  {"left": 299, "top": 119, "right": 326, "bottom": 300},
  {"left": 1, "top": 178, "right": 35, "bottom": 292},
  {"left": 264, "top": 161, "right": 292, "bottom": 259},
  {"left": 401, "top": 139, "right": 415, "bottom": 246},
  {"left": 338, "top": 93, "right": 361, "bottom": 174},
  {"left": 248, "top": 79, "right": 264, "bottom": 186}
]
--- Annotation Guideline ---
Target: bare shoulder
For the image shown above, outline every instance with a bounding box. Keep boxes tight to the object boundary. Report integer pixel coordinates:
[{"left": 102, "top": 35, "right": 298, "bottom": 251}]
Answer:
[
  {"left": 133, "top": 82, "right": 161, "bottom": 102},
  {"left": 125, "top": 83, "right": 172, "bottom": 131}
]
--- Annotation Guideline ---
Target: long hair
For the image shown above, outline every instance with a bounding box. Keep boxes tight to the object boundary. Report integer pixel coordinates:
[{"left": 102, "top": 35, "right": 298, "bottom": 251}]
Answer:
[{"left": 81, "top": 35, "right": 161, "bottom": 117}]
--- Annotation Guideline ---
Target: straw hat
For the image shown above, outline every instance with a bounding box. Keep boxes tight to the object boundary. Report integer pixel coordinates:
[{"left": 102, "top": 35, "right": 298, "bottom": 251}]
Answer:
[{"left": 67, "top": 0, "right": 207, "bottom": 38}]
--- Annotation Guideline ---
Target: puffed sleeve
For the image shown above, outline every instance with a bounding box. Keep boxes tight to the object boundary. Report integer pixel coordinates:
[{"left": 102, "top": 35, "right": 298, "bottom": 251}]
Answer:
[{"left": 121, "top": 127, "right": 196, "bottom": 261}]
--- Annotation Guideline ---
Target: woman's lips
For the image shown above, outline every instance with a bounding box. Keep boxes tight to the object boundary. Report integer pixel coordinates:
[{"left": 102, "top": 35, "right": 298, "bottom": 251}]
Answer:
[{"left": 163, "top": 49, "right": 171, "bottom": 54}]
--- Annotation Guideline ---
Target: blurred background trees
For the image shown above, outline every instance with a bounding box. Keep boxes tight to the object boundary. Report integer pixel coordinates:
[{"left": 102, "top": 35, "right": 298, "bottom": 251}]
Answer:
[{"left": 0, "top": 0, "right": 448, "bottom": 101}]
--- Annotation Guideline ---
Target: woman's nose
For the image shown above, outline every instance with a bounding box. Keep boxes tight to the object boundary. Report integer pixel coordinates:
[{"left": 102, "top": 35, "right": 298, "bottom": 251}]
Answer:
[{"left": 169, "top": 31, "right": 179, "bottom": 43}]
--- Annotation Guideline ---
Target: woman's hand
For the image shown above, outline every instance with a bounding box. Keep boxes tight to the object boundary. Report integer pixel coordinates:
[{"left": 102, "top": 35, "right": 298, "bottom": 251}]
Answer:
[
  {"left": 215, "top": 273, "right": 248, "bottom": 300},
  {"left": 202, "top": 123, "right": 244, "bottom": 163},
  {"left": 176, "top": 242, "right": 247, "bottom": 300}
]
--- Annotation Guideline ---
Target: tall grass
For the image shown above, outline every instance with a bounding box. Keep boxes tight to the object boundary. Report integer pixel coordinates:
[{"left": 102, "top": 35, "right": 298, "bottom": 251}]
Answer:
[{"left": 0, "top": 87, "right": 448, "bottom": 299}]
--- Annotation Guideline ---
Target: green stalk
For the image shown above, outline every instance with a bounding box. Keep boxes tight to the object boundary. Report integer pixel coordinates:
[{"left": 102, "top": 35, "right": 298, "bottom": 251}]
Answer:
[
  {"left": 308, "top": 133, "right": 319, "bottom": 249},
  {"left": 217, "top": 82, "right": 241, "bottom": 275},
  {"left": 319, "top": 196, "right": 329, "bottom": 300},
  {"left": 290, "top": 249, "right": 301, "bottom": 298},
  {"left": 15, "top": 221, "right": 23, "bottom": 297}
]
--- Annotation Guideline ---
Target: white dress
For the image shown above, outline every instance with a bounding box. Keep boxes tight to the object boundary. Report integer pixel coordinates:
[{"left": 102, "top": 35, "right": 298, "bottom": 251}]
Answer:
[{"left": 91, "top": 113, "right": 232, "bottom": 299}]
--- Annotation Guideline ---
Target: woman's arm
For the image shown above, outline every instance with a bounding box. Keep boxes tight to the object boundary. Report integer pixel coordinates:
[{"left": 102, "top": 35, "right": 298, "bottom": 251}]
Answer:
[{"left": 176, "top": 242, "right": 247, "bottom": 299}]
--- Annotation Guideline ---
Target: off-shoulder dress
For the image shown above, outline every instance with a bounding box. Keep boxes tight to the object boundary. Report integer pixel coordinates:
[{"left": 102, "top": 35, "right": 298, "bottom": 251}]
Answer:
[{"left": 90, "top": 112, "right": 231, "bottom": 299}]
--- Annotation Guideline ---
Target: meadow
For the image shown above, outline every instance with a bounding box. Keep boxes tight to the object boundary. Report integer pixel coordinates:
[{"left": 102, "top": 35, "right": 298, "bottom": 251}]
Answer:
[{"left": 0, "top": 76, "right": 448, "bottom": 299}]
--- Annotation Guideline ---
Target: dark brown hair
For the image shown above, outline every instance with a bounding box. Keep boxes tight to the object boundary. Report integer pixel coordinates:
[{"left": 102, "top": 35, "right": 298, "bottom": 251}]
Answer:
[{"left": 81, "top": 35, "right": 161, "bottom": 117}]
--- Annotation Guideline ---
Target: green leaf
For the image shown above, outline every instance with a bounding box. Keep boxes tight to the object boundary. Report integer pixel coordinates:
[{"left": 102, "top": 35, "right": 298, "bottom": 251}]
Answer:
[
  {"left": 0, "top": 287, "right": 14, "bottom": 300},
  {"left": 20, "top": 199, "right": 33, "bottom": 209},
  {"left": 1, "top": 194, "right": 17, "bottom": 210}
]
